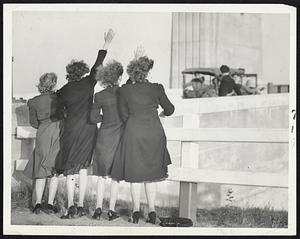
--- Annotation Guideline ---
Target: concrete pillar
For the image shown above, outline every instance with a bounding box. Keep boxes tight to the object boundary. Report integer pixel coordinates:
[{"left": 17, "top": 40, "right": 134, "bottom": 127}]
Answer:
[{"left": 170, "top": 12, "right": 262, "bottom": 88}]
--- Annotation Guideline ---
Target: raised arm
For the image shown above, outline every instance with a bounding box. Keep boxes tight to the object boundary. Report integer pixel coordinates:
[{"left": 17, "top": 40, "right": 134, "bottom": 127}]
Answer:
[
  {"left": 90, "top": 94, "right": 103, "bottom": 124},
  {"left": 88, "top": 29, "right": 115, "bottom": 85},
  {"left": 27, "top": 100, "right": 39, "bottom": 129},
  {"left": 158, "top": 84, "right": 175, "bottom": 116}
]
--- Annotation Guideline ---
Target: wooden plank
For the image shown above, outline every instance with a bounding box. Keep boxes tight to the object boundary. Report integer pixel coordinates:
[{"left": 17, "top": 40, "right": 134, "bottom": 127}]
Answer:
[
  {"left": 17, "top": 126, "right": 289, "bottom": 143},
  {"left": 168, "top": 93, "right": 289, "bottom": 116},
  {"left": 16, "top": 126, "right": 36, "bottom": 139},
  {"left": 16, "top": 159, "right": 288, "bottom": 188},
  {"left": 168, "top": 167, "right": 288, "bottom": 188},
  {"left": 179, "top": 114, "right": 199, "bottom": 222},
  {"left": 179, "top": 182, "right": 197, "bottom": 221},
  {"left": 15, "top": 159, "right": 29, "bottom": 171},
  {"left": 165, "top": 128, "right": 289, "bottom": 143}
]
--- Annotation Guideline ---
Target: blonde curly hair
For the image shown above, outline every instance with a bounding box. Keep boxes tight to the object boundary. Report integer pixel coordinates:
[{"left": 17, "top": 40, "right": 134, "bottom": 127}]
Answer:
[
  {"left": 96, "top": 60, "right": 123, "bottom": 87},
  {"left": 127, "top": 56, "right": 154, "bottom": 83},
  {"left": 37, "top": 72, "right": 57, "bottom": 93}
]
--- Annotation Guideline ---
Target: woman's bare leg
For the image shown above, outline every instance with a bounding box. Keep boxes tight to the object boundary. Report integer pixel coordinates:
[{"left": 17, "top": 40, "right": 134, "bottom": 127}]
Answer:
[
  {"left": 66, "top": 174, "right": 75, "bottom": 208},
  {"left": 48, "top": 176, "right": 58, "bottom": 205},
  {"left": 130, "top": 183, "right": 141, "bottom": 212},
  {"left": 145, "top": 182, "right": 157, "bottom": 212},
  {"left": 96, "top": 176, "right": 105, "bottom": 209},
  {"left": 78, "top": 169, "right": 88, "bottom": 207},
  {"left": 109, "top": 179, "right": 119, "bottom": 211},
  {"left": 35, "top": 178, "right": 46, "bottom": 204}
]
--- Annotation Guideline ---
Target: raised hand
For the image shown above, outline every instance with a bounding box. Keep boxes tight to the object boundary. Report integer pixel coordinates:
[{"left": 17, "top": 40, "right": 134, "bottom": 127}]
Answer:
[
  {"left": 134, "top": 45, "right": 145, "bottom": 59},
  {"left": 103, "top": 29, "right": 115, "bottom": 50}
]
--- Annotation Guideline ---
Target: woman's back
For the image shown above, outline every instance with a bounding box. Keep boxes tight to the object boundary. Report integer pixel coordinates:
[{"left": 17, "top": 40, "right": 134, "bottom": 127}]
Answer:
[
  {"left": 28, "top": 93, "right": 62, "bottom": 125},
  {"left": 92, "top": 86, "right": 121, "bottom": 125},
  {"left": 118, "top": 82, "right": 174, "bottom": 121},
  {"left": 57, "top": 78, "right": 94, "bottom": 121}
]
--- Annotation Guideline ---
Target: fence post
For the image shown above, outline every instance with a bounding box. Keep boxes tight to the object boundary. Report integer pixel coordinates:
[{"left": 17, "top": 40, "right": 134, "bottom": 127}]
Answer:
[{"left": 179, "top": 114, "right": 199, "bottom": 223}]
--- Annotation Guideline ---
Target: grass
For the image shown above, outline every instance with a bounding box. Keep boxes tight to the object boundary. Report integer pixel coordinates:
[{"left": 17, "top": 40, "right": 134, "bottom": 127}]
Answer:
[{"left": 11, "top": 181, "right": 288, "bottom": 228}]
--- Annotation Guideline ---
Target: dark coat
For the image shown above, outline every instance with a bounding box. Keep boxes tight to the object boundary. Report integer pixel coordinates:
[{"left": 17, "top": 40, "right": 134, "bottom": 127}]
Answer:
[
  {"left": 111, "top": 82, "right": 175, "bottom": 182},
  {"left": 218, "top": 75, "right": 242, "bottom": 96},
  {"left": 55, "top": 50, "right": 107, "bottom": 175},
  {"left": 90, "top": 86, "right": 123, "bottom": 176}
]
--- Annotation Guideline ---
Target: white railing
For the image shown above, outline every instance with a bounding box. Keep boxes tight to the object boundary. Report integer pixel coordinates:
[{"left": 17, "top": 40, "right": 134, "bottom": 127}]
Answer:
[
  {"left": 15, "top": 123, "right": 289, "bottom": 222},
  {"left": 13, "top": 93, "right": 290, "bottom": 221}
]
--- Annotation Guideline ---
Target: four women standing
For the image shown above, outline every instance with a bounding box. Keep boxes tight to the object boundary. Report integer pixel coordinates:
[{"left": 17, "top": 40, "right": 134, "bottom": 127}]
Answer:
[{"left": 24, "top": 29, "right": 175, "bottom": 224}]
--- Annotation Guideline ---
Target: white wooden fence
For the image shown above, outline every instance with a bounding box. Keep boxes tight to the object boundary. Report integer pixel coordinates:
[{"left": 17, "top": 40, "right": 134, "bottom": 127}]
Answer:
[{"left": 15, "top": 122, "right": 289, "bottom": 222}]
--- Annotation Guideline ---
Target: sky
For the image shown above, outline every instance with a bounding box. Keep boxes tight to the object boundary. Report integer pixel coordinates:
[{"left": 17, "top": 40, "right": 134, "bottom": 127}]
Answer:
[
  {"left": 12, "top": 11, "right": 172, "bottom": 98},
  {"left": 12, "top": 11, "right": 291, "bottom": 99}
]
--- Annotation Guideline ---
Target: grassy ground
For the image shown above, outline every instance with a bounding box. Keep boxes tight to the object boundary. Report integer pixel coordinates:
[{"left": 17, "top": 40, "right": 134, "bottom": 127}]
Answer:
[{"left": 11, "top": 188, "right": 288, "bottom": 228}]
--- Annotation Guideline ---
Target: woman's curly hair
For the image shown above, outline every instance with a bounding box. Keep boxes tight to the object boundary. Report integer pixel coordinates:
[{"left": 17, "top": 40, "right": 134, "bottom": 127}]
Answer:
[
  {"left": 96, "top": 60, "right": 123, "bottom": 87},
  {"left": 37, "top": 72, "right": 57, "bottom": 93},
  {"left": 66, "top": 60, "right": 90, "bottom": 82},
  {"left": 127, "top": 56, "right": 154, "bottom": 83}
]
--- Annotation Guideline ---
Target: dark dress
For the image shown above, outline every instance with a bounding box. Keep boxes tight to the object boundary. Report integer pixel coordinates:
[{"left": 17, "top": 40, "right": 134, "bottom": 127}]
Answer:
[
  {"left": 23, "top": 93, "right": 63, "bottom": 179},
  {"left": 55, "top": 50, "right": 107, "bottom": 175},
  {"left": 90, "top": 86, "right": 123, "bottom": 176},
  {"left": 218, "top": 75, "right": 242, "bottom": 96},
  {"left": 111, "top": 82, "right": 175, "bottom": 182}
]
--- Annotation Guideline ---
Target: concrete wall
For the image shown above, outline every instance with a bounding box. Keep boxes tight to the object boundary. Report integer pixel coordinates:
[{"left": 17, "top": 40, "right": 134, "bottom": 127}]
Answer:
[
  {"left": 11, "top": 93, "right": 289, "bottom": 210},
  {"left": 261, "top": 14, "right": 290, "bottom": 85},
  {"left": 170, "top": 12, "right": 262, "bottom": 88},
  {"left": 169, "top": 13, "right": 291, "bottom": 88}
]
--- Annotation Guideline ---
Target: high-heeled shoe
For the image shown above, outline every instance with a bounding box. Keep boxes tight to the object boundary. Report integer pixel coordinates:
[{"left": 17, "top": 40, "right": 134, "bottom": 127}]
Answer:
[
  {"left": 32, "top": 203, "right": 42, "bottom": 214},
  {"left": 44, "top": 203, "right": 59, "bottom": 214},
  {"left": 77, "top": 206, "right": 86, "bottom": 217},
  {"left": 129, "top": 211, "right": 140, "bottom": 224},
  {"left": 60, "top": 205, "right": 77, "bottom": 219},
  {"left": 92, "top": 208, "right": 102, "bottom": 220},
  {"left": 146, "top": 211, "right": 157, "bottom": 224},
  {"left": 107, "top": 210, "right": 119, "bottom": 221}
]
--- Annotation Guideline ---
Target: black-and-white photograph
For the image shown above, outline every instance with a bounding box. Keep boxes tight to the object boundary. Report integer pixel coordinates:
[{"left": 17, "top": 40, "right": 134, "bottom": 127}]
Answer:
[{"left": 3, "top": 4, "right": 296, "bottom": 236}]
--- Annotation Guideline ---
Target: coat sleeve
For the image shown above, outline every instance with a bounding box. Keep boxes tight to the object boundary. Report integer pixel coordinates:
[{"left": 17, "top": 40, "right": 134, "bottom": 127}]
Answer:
[
  {"left": 90, "top": 94, "right": 103, "bottom": 123},
  {"left": 158, "top": 84, "right": 175, "bottom": 116},
  {"left": 87, "top": 49, "right": 107, "bottom": 86},
  {"left": 118, "top": 88, "right": 130, "bottom": 122},
  {"left": 55, "top": 89, "right": 67, "bottom": 119},
  {"left": 27, "top": 100, "right": 39, "bottom": 129}
]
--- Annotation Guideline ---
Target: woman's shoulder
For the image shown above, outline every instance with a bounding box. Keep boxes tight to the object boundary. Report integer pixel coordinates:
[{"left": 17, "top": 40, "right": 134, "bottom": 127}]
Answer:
[
  {"left": 149, "top": 82, "right": 165, "bottom": 93},
  {"left": 27, "top": 96, "right": 38, "bottom": 107}
]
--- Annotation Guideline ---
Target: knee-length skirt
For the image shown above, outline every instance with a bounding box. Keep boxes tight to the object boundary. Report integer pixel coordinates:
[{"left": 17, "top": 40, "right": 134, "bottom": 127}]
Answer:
[
  {"left": 92, "top": 122, "right": 123, "bottom": 176},
  {"left": 23, "top": 120, "right": 62, "bottom": 179},
  {"left": 111, "top": 114, "right": 171, "bottom": 182}
]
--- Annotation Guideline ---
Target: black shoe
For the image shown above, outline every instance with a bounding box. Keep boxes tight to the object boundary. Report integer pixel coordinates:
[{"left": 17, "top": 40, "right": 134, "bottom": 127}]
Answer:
[
  {"left": 44, "top": 204, "right": 58, "bottom": 214},
  {"left": 129, "top": 211, "right": 140, "bottom": 224},
  {"left": 108, "top": 210, "right": 119, "bottom": 221},
  {"left": 32, "top": 203, "right": 42, "bottom": 214},
  {"left": 92, "top": 208, "right": 102, "bottom": 220},
  {"left": 60, "top": 205, "right": 77, "bottom": 219},
  {"left": 77, "top": 206, "right": 86, "bottom": 217},
  {"left": 146, "top": 211, "right": 157, "bottom": 224}
]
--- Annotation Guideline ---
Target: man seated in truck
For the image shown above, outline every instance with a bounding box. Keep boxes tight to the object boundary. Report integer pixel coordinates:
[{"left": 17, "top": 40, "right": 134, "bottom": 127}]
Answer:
[
  {"left": 184, "top": 77, "right": 209, "bottom": 98},
  {"left": 233, "top": 75, "right": 265, "bottom": 95},
  {"left": 218, "top": 65, "right": 242, "bottom": 97}
]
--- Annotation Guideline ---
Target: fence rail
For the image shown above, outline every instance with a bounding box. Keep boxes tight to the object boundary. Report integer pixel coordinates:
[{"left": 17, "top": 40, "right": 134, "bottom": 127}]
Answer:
[{"left": 14, "top": 124, "right": 289, "bottom": 222}]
